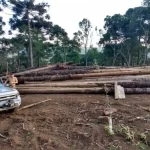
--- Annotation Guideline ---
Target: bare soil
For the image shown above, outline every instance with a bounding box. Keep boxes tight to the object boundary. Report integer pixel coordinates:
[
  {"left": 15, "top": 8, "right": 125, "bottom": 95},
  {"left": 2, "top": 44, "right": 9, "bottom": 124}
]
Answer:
[{"left": 0, "top": 94, "right": 150, "bottom": 150}]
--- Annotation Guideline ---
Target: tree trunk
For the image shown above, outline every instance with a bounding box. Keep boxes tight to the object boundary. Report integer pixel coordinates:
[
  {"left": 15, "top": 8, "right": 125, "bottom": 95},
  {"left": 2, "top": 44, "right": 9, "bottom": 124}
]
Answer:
[
  {"left": 18, "top": 87, "right": 113, "bottom": 94},
  {"left": 85, "top": 31, "right": 89, "bottom": 66},
  {"left": 17, "top": 81, "right": 150, "bottom": 88},
  {"left": 124, "top": 88, "right": 150, "bottom": 94},
  {"left": 17, "top": 51, "right": 20, "bottom": 72},
  {"left": 112, "top": 53, "right": 119, "bottom": 66},
  {"left": 15, "top": 68, "right": 141, "bottom": 77},
  {"left": 17, "top": 69, "right": 150, "bottom": 81},
  {"left": 137, "top": 48, "right": 140, "bottom": 66},
  {"left": 144, "top": 47, "right": 148, "bottom": 65},
  {"left": 17, "top": 87, "right": 150, "bottom": 94},
  {"left": 27, "top": 9, "right": 33, "bottom": 67}
]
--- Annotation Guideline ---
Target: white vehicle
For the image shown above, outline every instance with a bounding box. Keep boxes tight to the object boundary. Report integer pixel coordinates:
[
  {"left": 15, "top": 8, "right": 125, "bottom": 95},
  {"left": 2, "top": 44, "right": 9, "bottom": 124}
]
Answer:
[{"left": 0, "top": 83, "right": 21, "bottom": 112}]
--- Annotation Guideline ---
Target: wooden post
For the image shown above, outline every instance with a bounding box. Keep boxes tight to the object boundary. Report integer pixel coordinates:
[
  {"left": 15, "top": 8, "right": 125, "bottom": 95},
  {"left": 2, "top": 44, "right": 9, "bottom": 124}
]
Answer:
[{"left": 114, "top": 82, "right": 125, "bottom": 100}]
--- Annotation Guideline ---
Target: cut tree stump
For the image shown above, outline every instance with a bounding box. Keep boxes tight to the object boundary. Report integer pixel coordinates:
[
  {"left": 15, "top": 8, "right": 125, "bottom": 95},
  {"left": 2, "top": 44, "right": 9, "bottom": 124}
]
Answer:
[{"left": 114, "top": 82, "right": 125, "bottom": 99}]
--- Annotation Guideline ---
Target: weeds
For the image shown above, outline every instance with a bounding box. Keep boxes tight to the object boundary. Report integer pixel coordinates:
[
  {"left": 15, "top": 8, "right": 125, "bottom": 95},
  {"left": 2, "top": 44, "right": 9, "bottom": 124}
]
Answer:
[
  {"left": 117, "top": 124, "right": 135, "bottom": 142},
  {"left": 108, "top": 144, "right": 120, "bottom": 150},
  {"left": 24, "top": 131, "right": 33, "bottom": 139},
  {"left": 136, "top": 142, "right": 148, "bottom": 150},
  {"left": 139, "top": 133, "right": 148, "bottom": 144},
  {"left": 105, "top": 125, "right": 114, "bottom": 136}
]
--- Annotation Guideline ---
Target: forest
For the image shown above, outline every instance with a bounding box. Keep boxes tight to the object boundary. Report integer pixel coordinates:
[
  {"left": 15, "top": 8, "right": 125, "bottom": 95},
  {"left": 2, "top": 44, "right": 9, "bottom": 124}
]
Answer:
[{"left": 0, "top": 0, "right": 150, "bottom": 73}]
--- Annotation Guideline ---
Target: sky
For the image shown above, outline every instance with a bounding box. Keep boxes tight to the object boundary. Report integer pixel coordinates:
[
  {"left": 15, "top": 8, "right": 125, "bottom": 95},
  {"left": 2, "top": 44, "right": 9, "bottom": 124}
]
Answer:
[
  {"left": 1, "top": 0, "right": 143, "bottom": 45},
  {"left": 47, "top": 0, "right": 142, "bottom": 36},
  {"left": 40, "top": 0, "right": 143, "bottom": 45}
]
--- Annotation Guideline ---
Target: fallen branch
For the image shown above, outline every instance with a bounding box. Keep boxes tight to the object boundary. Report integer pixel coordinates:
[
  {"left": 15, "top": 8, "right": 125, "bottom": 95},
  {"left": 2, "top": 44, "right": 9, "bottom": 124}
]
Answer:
[
  {"left": 18, "top": 99, "right": 52, "bottom": 111},
  {"left": 0, "top": 133, "right": 12, "bottom": 145},
  {"left": 138, "top": 105, "right": 150, "bottom": 112},
  {"left": 0, "top": 133, "right": 9, "bottom": 140}
]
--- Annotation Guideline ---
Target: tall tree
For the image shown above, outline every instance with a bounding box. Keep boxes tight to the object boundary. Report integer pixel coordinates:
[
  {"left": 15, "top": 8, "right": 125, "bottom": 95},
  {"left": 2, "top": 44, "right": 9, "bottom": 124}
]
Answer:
[
  {"left": 0, "top": 16, "right": 5, "bottom": 35},
  {"left": 9, "top": 0, "right": 51, "bottom": 67},
  {"left": 78, "top": 18, "right": 92, "bottom": 66},
  {"left": 99, "top": 9, "right": 148, "bottom": 66},
  {"left": 142, "top": 0, "right": 150, "bottom": 64}
]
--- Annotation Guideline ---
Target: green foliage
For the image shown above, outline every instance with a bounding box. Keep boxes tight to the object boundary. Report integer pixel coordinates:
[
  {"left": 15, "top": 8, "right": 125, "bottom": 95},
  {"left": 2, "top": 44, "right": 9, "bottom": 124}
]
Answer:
[
  {"left": 105, "top": 125, "right": 114, "bottom": 136},
  {"left": 0, "top": 17, "right": 5, "bottom": 35},
  {"left": 1, "top": 1, "right": 150, "bottom": 73},
  {"left": 78, "top": 18, "right": 92, "bottom": 66},
  {"left": 108, "top": 144, "right": 120, "bottom": 150},
  {"left": 99, "top": 6, "right": 150, "bottom": 66},
  {"left": 136, "top": 142, "right": 149, "bottom": 150},
  {"left": 117, "top": 124, "right": 135, "bottom": 142}
]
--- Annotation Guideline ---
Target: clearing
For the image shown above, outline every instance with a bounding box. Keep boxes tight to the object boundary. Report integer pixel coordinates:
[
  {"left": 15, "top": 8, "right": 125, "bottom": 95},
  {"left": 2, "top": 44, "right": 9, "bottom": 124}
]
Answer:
[{"left": 0, "top": 94, "right": 149, "bottom": 150}]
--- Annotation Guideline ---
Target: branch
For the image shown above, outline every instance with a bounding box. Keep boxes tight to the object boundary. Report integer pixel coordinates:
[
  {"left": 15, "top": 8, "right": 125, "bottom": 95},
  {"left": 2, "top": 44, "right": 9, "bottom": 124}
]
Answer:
[{"left": 18, "top": 99, "right": 52, "bottom": 111}]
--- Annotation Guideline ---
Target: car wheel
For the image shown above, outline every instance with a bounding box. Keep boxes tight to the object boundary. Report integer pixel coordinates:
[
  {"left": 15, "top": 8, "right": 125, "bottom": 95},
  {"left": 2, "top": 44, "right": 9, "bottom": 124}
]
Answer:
[{"left": 8, "top": 107, "right": 19, "bottom": 113}]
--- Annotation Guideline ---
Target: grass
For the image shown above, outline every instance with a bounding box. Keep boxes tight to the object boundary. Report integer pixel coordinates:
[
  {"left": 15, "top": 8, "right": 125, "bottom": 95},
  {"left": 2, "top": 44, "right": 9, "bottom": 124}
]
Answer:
[{"left": 116, "top": 124, "right": 135, "bottom": 142}]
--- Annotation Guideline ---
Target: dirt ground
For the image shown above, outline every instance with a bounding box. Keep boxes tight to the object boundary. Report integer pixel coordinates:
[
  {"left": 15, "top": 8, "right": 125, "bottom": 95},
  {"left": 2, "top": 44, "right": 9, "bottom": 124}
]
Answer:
[{"left": 0, "top": 94, "right": 150, "bottom": 150}]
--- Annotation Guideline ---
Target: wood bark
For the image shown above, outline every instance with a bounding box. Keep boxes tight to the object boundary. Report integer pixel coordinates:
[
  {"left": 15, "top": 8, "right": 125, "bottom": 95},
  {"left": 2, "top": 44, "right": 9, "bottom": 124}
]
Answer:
[
  {"left": 15, "top": 68, "right": 142, "bottom": 77},
  {"left": 17, "top": 81, "right": 150, "bottom": 88},
  {"left": 18, "top": 87, "right": 113, "bottom": 94},
  {"left": 17, "top": 69, "right": 150, "bottom": 81},
  {"left": 17, "top": 87, "right": 150, "bottom": 94}
]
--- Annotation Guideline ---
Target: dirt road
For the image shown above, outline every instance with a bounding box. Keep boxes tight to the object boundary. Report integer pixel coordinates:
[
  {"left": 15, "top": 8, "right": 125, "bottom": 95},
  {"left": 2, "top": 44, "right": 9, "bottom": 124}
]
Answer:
[{"left": 0, "top": 94, "right": 149, "bottom": 150}]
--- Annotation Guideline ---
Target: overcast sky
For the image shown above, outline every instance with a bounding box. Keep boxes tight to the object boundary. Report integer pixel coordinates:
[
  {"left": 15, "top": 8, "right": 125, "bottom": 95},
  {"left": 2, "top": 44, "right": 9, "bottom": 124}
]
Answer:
[
  {"left": 41, "top": 0, "right": 143, "bottom": 45},
  {"left": 47, "top": 0, "right": 142, "bottom": 37},
  {"left": 1, "top": 0, "right": 143, "bottom": 44}
]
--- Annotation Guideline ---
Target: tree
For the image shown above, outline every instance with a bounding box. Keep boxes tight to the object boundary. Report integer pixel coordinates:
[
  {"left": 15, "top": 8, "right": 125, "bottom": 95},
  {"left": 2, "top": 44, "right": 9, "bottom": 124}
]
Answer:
[
  {"left": 141, "top": 1, "right": 150, "bottom": 64},
  {"left": 99, "top": 14, "right": 130, "bottom": 66},
  {"left": 0, "top": 16, "right": 5, "bottom": 35},
  {"left": 0, "top": 0, "right": 7, "bottom": 6},
  {"left": 99, "top": 7, "right": 150, "bottom": 66},
  {"left": 125, "top": 7, "right": 148, "bottom": 65},
  {"left": 9, "top": 0, "right": 51, "bottom": 67},
  {"left": 78, "top": 18, "right": 92, "bottom": 66},
  {"left": 46, "top": 23, "right": 81, "bottom": 64},
  {"left": 87, "top": 47, "right": 99, "bottom": 65},
  {"left": 143, "top": 0, "right": 150, "bottom": 7},
  {"left": 48, "top": 24, "right": 68, "bottom": 63}
]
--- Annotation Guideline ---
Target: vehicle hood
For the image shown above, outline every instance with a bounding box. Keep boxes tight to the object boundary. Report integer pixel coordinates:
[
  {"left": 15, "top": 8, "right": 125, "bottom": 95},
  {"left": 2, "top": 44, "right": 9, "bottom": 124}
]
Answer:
[
  {"left": 0, "top": 86, "right": 16, "bottom": 93},
  {"left": 0, "top": 86, "right": 18, "bottom": 97}
]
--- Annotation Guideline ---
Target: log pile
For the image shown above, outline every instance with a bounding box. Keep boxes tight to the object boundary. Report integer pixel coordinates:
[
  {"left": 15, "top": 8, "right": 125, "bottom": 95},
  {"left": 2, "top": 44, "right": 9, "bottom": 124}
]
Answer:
[
  {"left": 2, "top": 63, "right": 150, "bottom": 94},
  {"left": 5, "top": 64, "right": 150, "bottom": 82},
  {"left": 17, "top": 81, "right": 150, "bottom": 94}
]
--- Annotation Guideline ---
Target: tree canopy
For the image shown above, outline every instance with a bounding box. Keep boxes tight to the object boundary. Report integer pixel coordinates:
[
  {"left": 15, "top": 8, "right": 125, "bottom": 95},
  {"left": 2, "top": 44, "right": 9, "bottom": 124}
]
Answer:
[{"left": 1, "top": 0, "right": 150, "bottom": 73}]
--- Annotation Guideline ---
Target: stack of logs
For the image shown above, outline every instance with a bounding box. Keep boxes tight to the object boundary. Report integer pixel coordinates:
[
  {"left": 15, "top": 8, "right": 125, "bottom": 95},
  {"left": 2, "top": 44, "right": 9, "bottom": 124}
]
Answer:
[{"left": 2, "top": 63, "right": 150, "bottom": 94}]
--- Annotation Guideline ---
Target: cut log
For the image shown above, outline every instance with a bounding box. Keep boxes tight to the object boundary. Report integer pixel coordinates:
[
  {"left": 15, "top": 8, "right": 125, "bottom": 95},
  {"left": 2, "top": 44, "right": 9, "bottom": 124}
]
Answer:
[
  {"left": 17, "top": 81, "right": 150, "bottom": 88},
  {"left": 18, "top": 87, "right": 114, "bottom": 94},
  {"left": 124, "top": 88, "right": 150, "bottom": 94},
  {"left": 17, "top": 82, "right": 113, "bottom": 88},
  {"left": 18, "top": 74, "right": 82, "bottom": 81},
  {"left": 17, "top": 87, "right": 150, "bottom": 94},
  {"left": 15, "top": 68, "right": 142, "bottom": 77},
  {"left": 16, "top": 68, "right": 93, "bottom": 77},
  {"left": 17, "top": 69, "right": 150, "bottom": 82}
]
